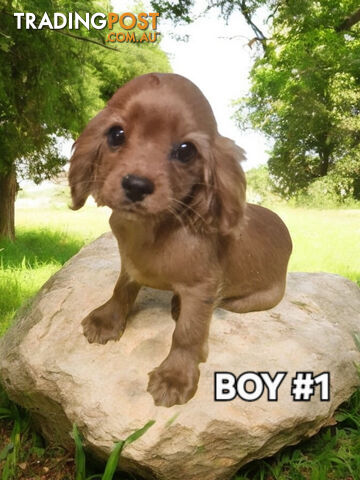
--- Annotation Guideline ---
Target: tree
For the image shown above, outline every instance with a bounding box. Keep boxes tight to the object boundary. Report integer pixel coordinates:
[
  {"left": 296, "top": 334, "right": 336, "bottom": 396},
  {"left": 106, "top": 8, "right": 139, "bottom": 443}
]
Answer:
[
  {"left": 235, "top": 1, "right": 360, "bottom": 199},
  {"left": 151, "top": 0, "right": 360, "bottom": 200},
  {"left": 0, "top": 1, "right": 170, "bottom": 240}
]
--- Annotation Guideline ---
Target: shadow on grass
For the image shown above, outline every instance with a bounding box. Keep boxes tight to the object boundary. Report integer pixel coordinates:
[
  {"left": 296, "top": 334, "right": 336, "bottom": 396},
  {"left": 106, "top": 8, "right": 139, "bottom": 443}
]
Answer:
[
  {"left": 0, "top": 229, "right": 86, "bottom": 335},
  {"left": 0, "top": 228, "right": 85, "bottom": 268}
]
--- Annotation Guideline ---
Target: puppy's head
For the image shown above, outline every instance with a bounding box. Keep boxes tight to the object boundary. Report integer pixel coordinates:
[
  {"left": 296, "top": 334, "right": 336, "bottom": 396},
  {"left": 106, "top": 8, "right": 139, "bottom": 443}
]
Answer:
[{"left": 69, "top": 73, "right": 246, "bottom": 234}]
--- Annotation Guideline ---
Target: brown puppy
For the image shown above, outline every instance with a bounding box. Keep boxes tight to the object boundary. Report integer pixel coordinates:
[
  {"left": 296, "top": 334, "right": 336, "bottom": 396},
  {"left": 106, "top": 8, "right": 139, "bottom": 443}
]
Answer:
[{"left": 69, "top": 73, "right": 292, "bottom": 407}]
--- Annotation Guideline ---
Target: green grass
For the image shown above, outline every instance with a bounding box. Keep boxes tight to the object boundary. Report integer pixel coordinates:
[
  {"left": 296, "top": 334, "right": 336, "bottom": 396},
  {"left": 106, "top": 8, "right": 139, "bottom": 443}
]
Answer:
[
  {"left": 72, "top": 420, "right": 155, "bottom": 480},
  {"left": 0, "top": 202, "right": 359, "bottom": 479},
  {"left": 0, "top": 206, "right": 110, "bottom": 335},
  {"left": 279, "top": 206, "right": 360, "bottom": 286}
]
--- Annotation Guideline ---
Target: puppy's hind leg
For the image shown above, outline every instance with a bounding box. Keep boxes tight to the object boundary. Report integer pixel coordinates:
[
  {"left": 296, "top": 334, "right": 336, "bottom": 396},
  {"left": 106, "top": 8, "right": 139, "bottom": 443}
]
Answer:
[
  {"left": 220, "top": 282, "right": 286, "bottom": 314},
  {"left": 82, "top": 270, "right": 140, "bottom": 344}
]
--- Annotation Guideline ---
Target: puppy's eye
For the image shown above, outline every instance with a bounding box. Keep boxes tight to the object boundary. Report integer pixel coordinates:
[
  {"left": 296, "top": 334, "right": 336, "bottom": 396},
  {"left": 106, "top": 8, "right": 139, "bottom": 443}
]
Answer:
[
  {"left": 172, "top": 142, "right": 197, "bottom": 163},
  {"left": 107, "top": 126, "right": 125, "bottom": 148}
]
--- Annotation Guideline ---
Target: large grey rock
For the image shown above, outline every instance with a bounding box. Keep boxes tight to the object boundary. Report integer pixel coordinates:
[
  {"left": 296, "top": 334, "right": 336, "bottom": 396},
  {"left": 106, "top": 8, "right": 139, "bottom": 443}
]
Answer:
[{"left": 1, "top": 233, "right": 360, "bottom": 480}]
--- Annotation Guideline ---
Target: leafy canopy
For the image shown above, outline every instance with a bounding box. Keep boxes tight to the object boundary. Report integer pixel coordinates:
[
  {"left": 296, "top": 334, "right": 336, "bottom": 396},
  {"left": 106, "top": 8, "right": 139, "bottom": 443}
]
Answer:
[
  {"left": 235, "top": 0, "right": 360, "bottom": 199},
  {"left": 0, "top": 0, "right": 170, "bottom": 182}
]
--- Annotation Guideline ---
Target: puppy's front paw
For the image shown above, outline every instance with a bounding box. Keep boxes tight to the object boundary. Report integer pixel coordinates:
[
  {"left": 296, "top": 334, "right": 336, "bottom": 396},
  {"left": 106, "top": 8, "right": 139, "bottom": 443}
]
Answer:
[
  {"left": 82, "top": 303, "right": 126, "bottom": 345},
  {"left": 147, "top": 354, "right": 200, "bottom": 407}
]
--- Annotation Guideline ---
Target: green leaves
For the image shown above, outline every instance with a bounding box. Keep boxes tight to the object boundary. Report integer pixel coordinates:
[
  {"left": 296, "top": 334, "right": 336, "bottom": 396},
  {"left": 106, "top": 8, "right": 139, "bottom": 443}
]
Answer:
[
  {"left": 100, "top": 420, "right": 155, "bottom": 479},
  {"left": 122, "top": 419, "right": 155, "bottom": 448},
  {"left": 0, "top": 0, "right": 170, "bottom": 181},
  {"left": 234, "top": 0, "right": 360, "bottom": 200},
  {"left": 100, "top": 441, "right": 125, "bottom": 480},
  {"left": 0, "top": 399, "right": 31, "bottom": 480},
  {"left": 73, "top": 424, "right": 87, "bottom": 480},
  {"left": 72, "top": 419, "right": 155, "bottom": 480}
]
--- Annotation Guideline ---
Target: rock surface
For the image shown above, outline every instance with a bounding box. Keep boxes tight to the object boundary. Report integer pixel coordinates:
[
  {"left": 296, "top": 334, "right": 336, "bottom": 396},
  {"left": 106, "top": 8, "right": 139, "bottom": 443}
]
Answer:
[{"left": 1, "top": 233, "right": 360, "bottom": 480}]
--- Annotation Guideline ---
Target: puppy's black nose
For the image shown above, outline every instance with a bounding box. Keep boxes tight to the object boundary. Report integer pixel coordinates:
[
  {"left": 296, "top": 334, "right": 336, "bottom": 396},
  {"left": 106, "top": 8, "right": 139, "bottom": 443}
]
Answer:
[{"left": 122, "top": 174, "right": 155, "bottom": 202}]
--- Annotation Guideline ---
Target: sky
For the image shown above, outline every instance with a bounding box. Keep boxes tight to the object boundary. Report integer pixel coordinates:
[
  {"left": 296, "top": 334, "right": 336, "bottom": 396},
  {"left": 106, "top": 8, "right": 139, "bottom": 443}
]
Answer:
[{"left": 111, "top": 0, "right": 271, "bottom": 171}]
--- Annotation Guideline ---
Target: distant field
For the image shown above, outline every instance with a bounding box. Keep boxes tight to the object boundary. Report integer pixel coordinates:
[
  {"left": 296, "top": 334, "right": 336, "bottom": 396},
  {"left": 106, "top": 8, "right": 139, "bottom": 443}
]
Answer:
[
  {"left": 0, "top": 203, "right": 359, "bottom": 335},
  {"left": 276, "top": 206, "right": 360, "bottom": 286}
]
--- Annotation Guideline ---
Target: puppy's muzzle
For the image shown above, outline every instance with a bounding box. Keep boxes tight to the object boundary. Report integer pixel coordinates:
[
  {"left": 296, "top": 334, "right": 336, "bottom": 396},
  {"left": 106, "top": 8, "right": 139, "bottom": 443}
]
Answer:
[{"left": 122, "top": 174, "right": 155, "bottom": 202}]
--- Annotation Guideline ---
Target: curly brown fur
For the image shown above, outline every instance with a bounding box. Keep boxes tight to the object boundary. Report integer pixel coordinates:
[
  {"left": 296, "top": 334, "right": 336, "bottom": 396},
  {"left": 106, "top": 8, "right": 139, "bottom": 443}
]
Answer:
[{"left": 69, "top": 73, "right": 292, "bottom": 407}]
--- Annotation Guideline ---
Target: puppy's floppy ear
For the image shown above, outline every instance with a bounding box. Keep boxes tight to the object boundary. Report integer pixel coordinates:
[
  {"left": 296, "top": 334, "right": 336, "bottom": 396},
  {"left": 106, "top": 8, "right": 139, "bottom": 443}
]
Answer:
[
  {"left": 68, "top": 109, "right": 107, "bottom": 210},
  {"left": 203, "top": 135, "right": 246, "bottom": 235}
]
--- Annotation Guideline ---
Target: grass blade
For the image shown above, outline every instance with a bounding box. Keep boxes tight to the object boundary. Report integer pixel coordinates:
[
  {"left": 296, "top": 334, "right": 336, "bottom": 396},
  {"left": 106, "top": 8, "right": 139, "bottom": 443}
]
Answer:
[
  {"left": 353, "top": 332, "right": 360, "bottom": 352},
  {"left": 0, "top": 443, "right": 13, "bottom": 461},
  {"left": 101, "top": 441, "right": 125, "bottom": 480},
  {"left": 73, "top": 424, "right": 86, "bottom": 480},
  {"left": 100, "top": 420, "right": 155, "bottom": 480},
  {"left": 0, "top": 408, "right": 12, "bottom": 417},
  {"left": 123, "top": 420, "right": 155, "bottom": 448},
  {"left": 1, "top": 459, "right": 11, "bottom": 480}
]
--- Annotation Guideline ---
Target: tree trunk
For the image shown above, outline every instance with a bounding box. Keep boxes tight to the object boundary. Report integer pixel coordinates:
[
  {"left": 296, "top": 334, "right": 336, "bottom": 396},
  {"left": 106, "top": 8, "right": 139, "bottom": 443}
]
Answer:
[
  {"left": 336, "top": 7, "right": 360, "bottom": 31},
  {"left": 0, "top": 169, "right": 17, "bottom": 241},
  {"left": 319, "top": 154, "right": 329, "bottom": 177}
]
